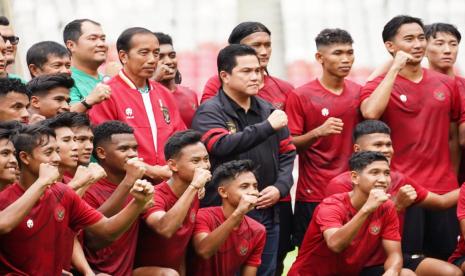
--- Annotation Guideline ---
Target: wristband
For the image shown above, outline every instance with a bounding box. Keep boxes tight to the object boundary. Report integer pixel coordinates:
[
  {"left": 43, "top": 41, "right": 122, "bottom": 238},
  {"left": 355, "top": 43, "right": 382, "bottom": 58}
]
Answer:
[
  {"left": 81, "top": 98, "right": 92, "bottom": 109},
  {"left": 190, "top": 184, "right": 201, "bottom": 190}
]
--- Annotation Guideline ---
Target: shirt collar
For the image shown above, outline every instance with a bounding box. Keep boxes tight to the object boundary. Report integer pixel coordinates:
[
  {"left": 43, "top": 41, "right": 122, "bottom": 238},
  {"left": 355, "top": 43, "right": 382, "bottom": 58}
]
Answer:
[{"left": 118, "top": 70, "right": 153, "bottom": 91}]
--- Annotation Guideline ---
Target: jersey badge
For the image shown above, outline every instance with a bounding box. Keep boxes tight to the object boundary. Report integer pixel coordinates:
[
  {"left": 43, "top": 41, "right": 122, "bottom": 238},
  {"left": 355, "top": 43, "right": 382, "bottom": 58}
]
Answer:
[
  {"left": 400, "top": 94, "right": 407, "bottom": 103},
  {"left": 369, "top": 223, "right": 381, "bottom": 235},
  {"left": 55, "top": 205, "right": 65, "bottom": 222},
  {"left": 321, "top": 108, "right": 329, "bottom": 116},
  {"left": 434, "top": 91, "right": 445, "bottom": 101},
  {"left": 125, "top": 107, "right": 134, "bottom": 119},
  {"left": 226, "top": 121, "right": 237, "bottom": 134},
  {"left": 26, "top": 218, "right": 34, "bottom": 229}
]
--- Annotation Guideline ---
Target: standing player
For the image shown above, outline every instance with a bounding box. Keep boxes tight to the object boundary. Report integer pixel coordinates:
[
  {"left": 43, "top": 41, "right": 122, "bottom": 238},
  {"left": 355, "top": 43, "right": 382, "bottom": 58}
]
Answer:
[
  {"left": 26, "top": 41, "right": 71, "bottom": 77},
  {"left": 189, "top": 160, "right": 266, "bottom": 276},
  {"left": 286, "top": 28, "right": 361, "bottom": 247},
  {"left": 153, "top": 32, "right": 198, "bottom": 127},
  {"left": 360, "top": 15, "right": 461, "bottom": 260}
]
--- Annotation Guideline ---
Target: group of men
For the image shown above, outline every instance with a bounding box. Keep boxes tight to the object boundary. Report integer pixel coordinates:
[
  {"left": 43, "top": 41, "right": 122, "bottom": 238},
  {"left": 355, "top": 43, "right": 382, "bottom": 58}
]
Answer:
[{"left": 0, "top": 12, "right": 463, "bottom": 276}]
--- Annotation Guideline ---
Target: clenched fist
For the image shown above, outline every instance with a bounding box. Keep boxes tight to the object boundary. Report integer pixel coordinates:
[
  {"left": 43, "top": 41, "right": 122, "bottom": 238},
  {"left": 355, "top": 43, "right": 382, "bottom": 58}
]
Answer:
[
  {"left": 267, "top": 110, "right": 288, "bottom": 130},
  {"left": 362, "top": 189, "right": 390, "bottom": 214},
  {"left": 315, "top": 117, "right": 343, "bottom": 137},
  {"left": 130, "top": 179, "right": 154, "bottom": 205}
]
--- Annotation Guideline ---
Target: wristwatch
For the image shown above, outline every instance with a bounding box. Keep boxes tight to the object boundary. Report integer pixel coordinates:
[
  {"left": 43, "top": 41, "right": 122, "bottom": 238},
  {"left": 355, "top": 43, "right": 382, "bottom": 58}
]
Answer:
[{"left": 81, "top": 98, "right": 92, "bottom": 110}]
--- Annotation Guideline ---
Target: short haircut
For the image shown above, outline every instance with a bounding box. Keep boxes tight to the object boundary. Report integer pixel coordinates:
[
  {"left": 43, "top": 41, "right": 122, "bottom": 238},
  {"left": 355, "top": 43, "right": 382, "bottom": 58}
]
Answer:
[
  {"left": 26, "top": 41, "right": 69, "bottom": 68},
  {"left": 353, "top": 120, "right": 391, "bottom": 142},
  {"left": 0, "top": 120, "right": 22, "bottom": 141},
  {"left": 228, "top": 22, "right": 271, "bottom": 44},
  {"left": 217, "top": 44, "right": 258, "bottom": 75},
  {"left": 69, "top": 112, "right": 91, "bottom": 128},
  {"left": 116, "top": 27, "right": 155, "bottom": 53},
  {"left": 153, "top": 32, "right": 173, "bottom": 45},
  {"left": 0, "top": 78, "right": 29, "bottom": 98},
  {"left": 164, "top": 130, "right": 202, "bottom": 160},
  {"left": 11, "top": 123, "right": 55, "bottom": 165},
  {"left": 42, "top": 112, "right": 75, "bottom": 130},
  {"left": 27, "top": 73, "right": 74, "bottom": 97},
  {"left": 382, "top": 15, "right": 424, "bottom": 42},
  {"left": 315, "top": 28, "right": 353, "bottom": 48},
  {"left": 349, "top": 151, "right": 388, "bottom": 172},
  {"left": 425, "top": 23, "right": 461, "bottom": 43},
  {"left": 212, "top": 159, "right": 256, "bottom": 187},
  {"left": 63, "top": 19, "right": 101, "bottom": 44},
  {"left": 0, "top": 16, "right": 9, "bottom": 26},
  {"left": 93, "top": 120, "right": 134, "bottom": 151}
]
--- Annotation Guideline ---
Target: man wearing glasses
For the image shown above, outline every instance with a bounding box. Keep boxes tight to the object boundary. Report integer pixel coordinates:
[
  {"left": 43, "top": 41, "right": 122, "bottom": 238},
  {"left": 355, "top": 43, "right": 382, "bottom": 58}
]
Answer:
[{"left": 0, "top": 16, "right": 23, "bottom": 82}]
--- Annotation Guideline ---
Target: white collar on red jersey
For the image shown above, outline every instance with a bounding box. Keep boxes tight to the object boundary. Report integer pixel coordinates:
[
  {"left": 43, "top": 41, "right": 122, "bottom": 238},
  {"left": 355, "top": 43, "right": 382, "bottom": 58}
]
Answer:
[{"left": 118, "top": 70, "right": 154, "bottom": 91}]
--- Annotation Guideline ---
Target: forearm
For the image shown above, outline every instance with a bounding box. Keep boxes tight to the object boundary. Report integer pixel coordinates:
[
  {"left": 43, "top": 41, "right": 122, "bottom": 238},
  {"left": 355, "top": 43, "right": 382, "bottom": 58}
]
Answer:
[
  {"left": 384, "top": 251, "right": 402, "bottom": 274},
  {"left": 450, "top": 122, "right": 460, "bottom": 174},
  {"left": 241, "top": 265, "right": 257, "bottom": 276},
  {"left": 274, "top": 150, "right": 296, "bottom": 197},
  {"left": 292, "top": 129, "right": 321, "bottom": 152},
  {"left": 361, "top": 67, "right": 399, "bottom": 119},
  {"left": 70, "top": 102, "right": 88, "bottom": 113},
  {"left": 97, "top": 178, "right": 133, "bottom": 217},
  {"left": 71, "top": 237, "right": 94, "bottom": 276},
  {"left": 195, "top": 212, "right": 243, "bottom": 259},
  {"left": 421, "top": 190, "right": 459, "bottom": 210}
]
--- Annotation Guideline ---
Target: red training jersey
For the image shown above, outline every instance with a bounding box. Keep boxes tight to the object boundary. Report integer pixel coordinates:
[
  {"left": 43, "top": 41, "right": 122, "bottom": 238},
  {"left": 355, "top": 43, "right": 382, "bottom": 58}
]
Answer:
[
  {"left": 89, "top": 70, "right": 186, "bottom": 166},
  {"left": 361, "top": 69, "right": 461, "bottom": 194},
  {"left": 288, "top": 192, "right": 401, "bottom": 276},
  {"left": 448, "top": 184, "right": 465, "bottom": 263},
  {"left": 188, "top": 206, "right": 266, "bottom": 276},
  {"left": 0, "top": 182, "right": 103, "bottom": 275},
  {"left": 286, "top": 79, "right": 361, "bottom": 202},
  {"left": 170, "top": 85, "right": 199, "bottom": 128},
  {"left": 135, "top": 181, "right": 199, "bottom": 270}
]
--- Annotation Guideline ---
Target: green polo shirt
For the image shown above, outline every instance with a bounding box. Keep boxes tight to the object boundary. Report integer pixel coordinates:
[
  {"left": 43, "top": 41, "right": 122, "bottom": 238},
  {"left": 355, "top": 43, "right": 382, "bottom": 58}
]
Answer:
[{"left": 70, "top": 67, "right": 103, "bottom": 103}]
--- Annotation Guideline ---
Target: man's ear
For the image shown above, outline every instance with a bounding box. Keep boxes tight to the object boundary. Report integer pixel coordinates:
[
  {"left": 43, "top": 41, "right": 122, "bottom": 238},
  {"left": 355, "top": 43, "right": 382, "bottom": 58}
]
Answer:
[
  {"left": 18, "top": 151, "right": 31, "bottom": 166},
  {"left": 350, "top": 170, "right": 359, "bottom": 187},
  {"left": 28, "top": 64, "right": 41, "bottom": 78},
  {"left": 315, "top": 51, "right": 323, "bottom": 65},
  {"left": 65, "top": 40, "right": 76, "bottom": 54},
  {"left": 218, "top": 185, "right": 227, "bottom": 199},
  {"left": 119, "top": 50, "right": 129, "bottom": 65},
  {"left": 167, "top": 159, "right": 178, "bottom": 173},
  {"left": 219, "top": 71, "right": 229, "bottom": 85},
  {"left": 353, "top": 144, "right": 361, "bottom": 153},
  {"left": 95, "top": 146, "right": 106, "bottom": 161},
  {"left": 30, "top": 95, "right": 40, "bottom": 109},
  {"left": 384, "top": 41, "right": 396, "bottom": 56}
]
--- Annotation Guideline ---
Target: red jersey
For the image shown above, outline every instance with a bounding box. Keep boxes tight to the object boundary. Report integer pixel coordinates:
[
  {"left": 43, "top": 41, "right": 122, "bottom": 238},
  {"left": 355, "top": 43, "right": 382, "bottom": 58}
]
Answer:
[
  {"left": 188, "top": 206, "right": 266, "bottom": 276},
  {"left": 286, "top": 79, "right": 361, "bottom": 202},
  {"left": 82, "top": 178, "right": 139, "bottom": 276},
  {"left": 201, "top": 75, "right": 293, "bottom": 110},
  {"left": 448, "top": 184, "right": 465, "bottom": 263},
  {"left": 171, "top": 85, "right": 198, "bottom": 128},
  {"left": 361, "top": 69, "right": 461, "bottom": 194},
  {"left": 135, "top": 181, "right": 199, "bottom": 270},
  {"left": 455, "top": 76, "right": 465, "bottom": 183},
  {"left": 288, "top": 193, "right": 401, "bottom": 276},
  {"left": 89, "top": 70, "right": 186, "bottom": 166},
  {"left": 0, "top": 182, "right": 103, "bottom": 275}
]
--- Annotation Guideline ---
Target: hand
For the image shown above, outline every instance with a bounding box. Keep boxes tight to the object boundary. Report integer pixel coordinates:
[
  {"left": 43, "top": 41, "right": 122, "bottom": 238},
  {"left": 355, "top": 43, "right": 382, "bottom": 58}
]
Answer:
[
  {"left": 61, "top": 270, "right": 73, "bottom": 276},
  {"left": 391, "top": 50, "right": 414, "bottom": 72},
  {"left": 29, "top": 114, "right": 46, "bottom": 124},
  {"left": 267, "top": 110, "right": 288, "bottom": 130},
  {"left": 153, "top": 64, "right": 176, "bottom": 82},
  {"left": 36, "top": 163, "right": 60, "bottom": 187},
  {"left": 256, "top": 186, "right": 280, "bottom": 209},
  {"left": 394, "top": 184, "right": 417, "bottom": 211},
  {"left": 70, "top": 165, "right": 94, "bottom": 190},
  {"left": 362, "top": 189, "right": 390, "bottom": 214},
  {"left": 198, "top": 187, "right": 206, "bottom": 200},
  {"left": 87, "top": 163, "right": 107, "bottom": 183},
  {"left": 316, "top": 117, "right": 343, "bottom": 137},
  {"left": 86, "top": 83, "right": 112, "bottom": 106},
  {"left": 145, "top": 164, "right": 172, "bottom": 181},
  {"left": 124, "top": 157, "right": 147, "bottom": 182},
  {"left": 104, "top": 61, "right": 122, "bottom": 78},
  {"left": 190, "top": 168, "right": 212, "bottom": 189},
  {"left": 382, "top": 268, "right": 399, "bottom": 276},
  {"left": 130, "top": 179, "right": 154, "bottom": 205},
  {"left": 235, "top": 194, "right": 259, "bottom": 215}
]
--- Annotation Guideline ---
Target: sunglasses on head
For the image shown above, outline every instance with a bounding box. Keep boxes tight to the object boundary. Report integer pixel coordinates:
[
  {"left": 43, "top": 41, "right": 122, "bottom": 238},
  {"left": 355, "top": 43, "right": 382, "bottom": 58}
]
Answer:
[{"left": 2, "top": 36, "right": 19, "bottom": 45}]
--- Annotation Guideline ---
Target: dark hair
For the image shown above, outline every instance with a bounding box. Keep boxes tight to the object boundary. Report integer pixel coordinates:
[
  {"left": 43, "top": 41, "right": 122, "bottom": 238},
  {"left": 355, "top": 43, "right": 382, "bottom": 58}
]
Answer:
[
  {"left": 353, "top": 120, "right": 391, "bottom": 142},
  {"left": 69, "top": 112, "right": 91, "bottom": 128},
  {"left": 0, "top": 78, "right": 29, "bottom": 98},
  {"left": 425, "top": 23, "right": 461, "bottom": 43},
  {"left": 217, "top": 44, "right": 258, "bottom": 75},
  {"left": 164, "top": 130, "right": 202, "bottom": 160},
  {"left": 12, "top": 123, "right": 55, "bottom": 165},
  {"left": 26, "top": 41, "right": 69, "bottom": 70},
  {"left": 211, "top": 159, "right": 256, "bottom": 187},
  {"left": 349, "top": 151, "right": 388, "bottom": 172},
  {"left": 27, "top": 73, "right": 74, "bottom": 97},
  {"left": 0, "top": 121, "right": 22, "bottom": 141},
  {"left": 116, "top": 27, "right": 155, "bottom": 53},
  {"left": 63, "top": 19, "right": 101, "bottom": 44},
  {"left": 315, "top": 28, "right": 353, "bottom": 48},
  {"left": 93, "top": 120, "right": 134, "bottom": 151},
  {"left": 228, "top": 22, "right": 271, "bottom": 44},
  {"left": 0, "top": 16, "right": 9, "bottom": 26},
  {"left": 153, "top": 32, "right": 173, "bottom": 45},
  {"left": 382, "top": 15, "right": 424, "bottom": 42},
  {"left": 42, "top": 112, "right": 75, "bottom": 130}
]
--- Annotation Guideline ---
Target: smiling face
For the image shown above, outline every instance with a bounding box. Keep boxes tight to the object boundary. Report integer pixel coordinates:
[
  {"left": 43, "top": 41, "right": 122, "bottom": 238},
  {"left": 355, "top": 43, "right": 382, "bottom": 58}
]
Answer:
[
  {"left": 20, "top": 135, "right": 61, "bottom": 177},
  {"left": 385, "top": 22, "right": 426, "bottom": 65},
  {"left": 351, "top": 160, "right": 391, "bottom": 195},
  {"left": 67, "top": 21, "right": 108, "bottom": 67},
  {"left": 0, "top": 139, "right": 18, "bottom": 187},
  {"left": 0, "top": 24, "right": 17, "bottom": 65},
  {"left": 157, "top": 43, "right": 177, "bottom": 81}
]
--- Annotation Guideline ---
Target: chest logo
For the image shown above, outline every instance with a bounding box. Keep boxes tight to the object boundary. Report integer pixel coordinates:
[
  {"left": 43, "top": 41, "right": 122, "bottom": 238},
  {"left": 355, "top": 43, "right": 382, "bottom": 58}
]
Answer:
[
  {"left": 26, "top": 219, "right": 33, "bottom": 229},
  {"left": 369, "top": 223, "right": 381, "bottom": 235},
  {"left": 273, "top": 102, "right": 284, "bottom": 110},
  {"left": 400, "top": 94, "right": 407, "bottom": 103},
  {"left": 226, "top": 121, "right": 237, "bottom": 134},
  {"left": 434, "top": 91, "right": 446, "bottom": 101},
  {"left": 321, "top": 108, "right": 329, "bottom": 117},
  {"left": 125, "top": 107, "right": 134, "bottom": 119},
  {"left": 55, "top": 205, "right": 65, "bottom": 222},
  {"left": 190, "top": 210, "right": 196, "bottom": 223},
  {"left": 161, "top": 106, "right": 171, "bottom": 124},
  {"left": 237, "top": 240, "right": 249, "bottom": 256}
]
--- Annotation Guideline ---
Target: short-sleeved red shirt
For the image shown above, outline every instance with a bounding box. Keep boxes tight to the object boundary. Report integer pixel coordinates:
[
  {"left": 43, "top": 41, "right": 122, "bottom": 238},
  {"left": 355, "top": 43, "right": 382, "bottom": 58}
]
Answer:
[
  {"left": 361, "top": 69, "right": 460, "bottom": 194},
  {"left": 448, "top": 184, "right": 465, "bottom": 263},
  {"left": 188, "top": 206, "right": 266, "bottom": 276},
  {"left": 171, "top": 85, "right": 199, "bottom": 128},
  {"left": 288, "top": 192, "right": 401, "bottom": 276},
  {"left": 82, "top": 178, "right": 139, "bottom": 276},
  {"left": 134, "top": 182, "right": 199, "bottom": 270},
  {"left": 0, "top": 182, "right": 103, "bottom": 275},
  {"left": 286, "top": 79, "right": 361, "bottom": 202}
]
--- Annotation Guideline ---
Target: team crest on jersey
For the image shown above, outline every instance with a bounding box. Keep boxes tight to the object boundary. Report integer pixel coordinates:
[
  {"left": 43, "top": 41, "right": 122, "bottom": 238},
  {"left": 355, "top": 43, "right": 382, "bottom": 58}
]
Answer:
[
  {"left": 189, "top": 210, "right": 196, "bottom": 223},
  {"left": 321, "top": 108, "right": 329, "bottom": 116},
  {"left": 400, "top": 94, "right": 407, "bottom": 103},
  {"left": 55, "top": 205, "right": 65, "bottom": 222},
  {"left": 273, "top": 102, "right": 284, "bottom": 110},
  {"left": 434, "top": 91, "right": 446, "bottom": 101},
  {"left": 161, "top": 106, "right": 171, "bottom": 124},
  {"left": 125, "top": 107, "right": 134, "bottom": 119},
  {"left": 26, "top": 218, "right": 33, "bottom": 229},
  {"left": 237, "top": 240, "right": 249, "bottom": 256},
  {"left": 369, "top": 223, "right": 381, "bottom": 235},
  {"left": 226, "top": 121, "right": 237, "bottom": 134}
]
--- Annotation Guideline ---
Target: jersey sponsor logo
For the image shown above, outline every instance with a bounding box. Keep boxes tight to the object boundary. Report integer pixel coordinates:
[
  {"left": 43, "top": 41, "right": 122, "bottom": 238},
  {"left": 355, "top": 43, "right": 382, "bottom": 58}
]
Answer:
[
  {"left": 369, "top": 223, "right": 381, "bottom": 235},
  {"left": 237, "top": 240, "right": 249, "bottom": 256},
  {"left": 161, "top": 106, "right": 171, "bottom": 124},
  {"left": 125, "top": 107, "right": 134, "bottom": 119},
  {"left": 55, "top": 205, "right": 65, "bottom": 222},
  {"left": 434, "top": 91, "right": 445, "bottom": 101},
  {"left": 26, "top": 218, "right": 34, "bottom": 229},
  {"left": 321, "top": 108, "right": 329, "bottom": 116},
  {"left": 226, "top": 121, "right": 237, "bottom": 134},
  {"left": 400, "top": 94, "right": 407, "bottom": 103}
]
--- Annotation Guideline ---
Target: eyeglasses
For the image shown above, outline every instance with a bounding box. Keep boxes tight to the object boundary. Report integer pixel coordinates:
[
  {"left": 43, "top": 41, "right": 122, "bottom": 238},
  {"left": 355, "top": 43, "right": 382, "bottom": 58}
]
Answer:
[{"left": 1, "top": 36, "right": 19, "bottom": 45}]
